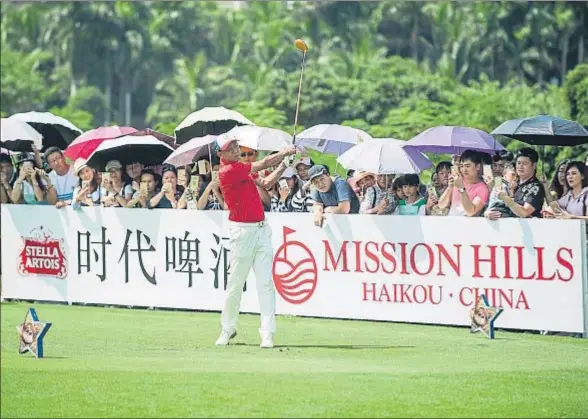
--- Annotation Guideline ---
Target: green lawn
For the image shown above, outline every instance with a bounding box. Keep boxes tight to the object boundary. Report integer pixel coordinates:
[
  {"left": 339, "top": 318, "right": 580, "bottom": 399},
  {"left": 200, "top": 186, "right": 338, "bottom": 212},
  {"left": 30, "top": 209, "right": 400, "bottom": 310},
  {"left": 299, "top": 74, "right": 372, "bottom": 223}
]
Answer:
[{"left": 2, "top": 301, "right": 587, "bottom": 418}]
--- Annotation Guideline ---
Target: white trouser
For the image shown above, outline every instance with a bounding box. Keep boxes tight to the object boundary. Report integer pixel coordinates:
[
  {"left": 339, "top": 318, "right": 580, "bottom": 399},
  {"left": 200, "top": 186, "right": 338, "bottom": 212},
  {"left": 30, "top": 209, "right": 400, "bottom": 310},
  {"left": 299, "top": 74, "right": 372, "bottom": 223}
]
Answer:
[{"left": 220, "top": 221, "right": 276, "bottom": 336}]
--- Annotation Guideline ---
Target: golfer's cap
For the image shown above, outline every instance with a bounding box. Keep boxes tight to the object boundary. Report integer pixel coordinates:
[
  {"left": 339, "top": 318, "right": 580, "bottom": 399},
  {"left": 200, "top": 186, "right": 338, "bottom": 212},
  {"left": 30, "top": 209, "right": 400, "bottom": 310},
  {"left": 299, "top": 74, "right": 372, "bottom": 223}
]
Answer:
[
  {"left": 307, "top": 164, "right": 328, "bottom": 182},
  {"left": 280, "top": 167, "right": 296, "bottom": 179},
  {"left": 105, "top": 159, "right": 122, "bottom": 172},
  {"left": 293, "top": 157, "right": 312, "bottom": 169},
  {"left": 217, "top": 134, "right": 238, "bottom": 151},
  {"left": 73, "top": 158, "right": 89, "bottom": 176}
]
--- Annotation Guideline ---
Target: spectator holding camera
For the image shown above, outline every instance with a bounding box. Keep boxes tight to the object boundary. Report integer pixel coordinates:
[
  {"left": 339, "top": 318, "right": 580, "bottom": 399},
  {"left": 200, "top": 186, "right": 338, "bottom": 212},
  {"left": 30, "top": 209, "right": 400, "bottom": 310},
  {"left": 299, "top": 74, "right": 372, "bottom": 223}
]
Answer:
[
  {"left": 148, "top": 164, "right": 184, "bottom": 209},
  {"left": 437, "top": 150, "right": 489, "bottom": 217},
  {"left": 11, "top": 153, "right": 56, "bottom": 205},
  {"left": 71, "top": 159, "right": 102, "bottom": 208},
  {"left": 100, "top": 160, "right": 133, "bottom": 207},
  {"left": 486, "top": 147, "right": 545, "bottom": 220}
]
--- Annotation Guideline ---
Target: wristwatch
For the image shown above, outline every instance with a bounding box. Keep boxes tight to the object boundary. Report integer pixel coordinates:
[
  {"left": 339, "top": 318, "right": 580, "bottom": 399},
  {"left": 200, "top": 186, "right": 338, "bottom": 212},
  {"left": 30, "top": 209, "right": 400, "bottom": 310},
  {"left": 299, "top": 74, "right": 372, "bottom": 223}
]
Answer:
[{"left": 458, "top": 187, "right": 466, "bottom": 193}]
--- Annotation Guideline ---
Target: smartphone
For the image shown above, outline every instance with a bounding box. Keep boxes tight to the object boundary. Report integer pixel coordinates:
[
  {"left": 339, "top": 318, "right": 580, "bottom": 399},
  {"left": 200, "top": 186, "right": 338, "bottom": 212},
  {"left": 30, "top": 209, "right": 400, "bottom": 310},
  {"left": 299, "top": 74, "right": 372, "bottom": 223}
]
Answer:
[
  {"left": 81, "top": 180, "right": 90, "bottom": 189},
  {"left": 451, "top": 164, "right": 460, "bottom": 178},
  {"left": 427, "top": 184, "right": 438, "bottom": 198},
  {"left": 140, "top": 182, "right": 148, "bottom": 194},
  {"left": 102, "top": 172, "right": 110, "bottom": 182},
  {"left": 278, "top": 179, "right": 288, "bottom": 189},
  {"left": 483, "top": 164, "right": 492, "bottom": 180},
  {"left": 493, "top": 176, "right": 503, "bottom": 190},
  {"left": 198, "top": 160, "right": 208, "bottom": 175},
  {"left": 189, "top": 175, "right": 200, "bottom": 193},
  {"left": 211, "top": 170, "right": 219, "bottom": 182}
]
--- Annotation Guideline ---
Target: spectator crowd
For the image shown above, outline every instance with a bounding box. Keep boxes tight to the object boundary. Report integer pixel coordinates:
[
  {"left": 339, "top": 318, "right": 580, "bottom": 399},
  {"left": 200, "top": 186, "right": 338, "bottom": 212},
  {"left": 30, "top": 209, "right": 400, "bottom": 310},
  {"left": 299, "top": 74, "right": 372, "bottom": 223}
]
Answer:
[{"left": 1, "top": 143, "right": 587, "bottom": 224}]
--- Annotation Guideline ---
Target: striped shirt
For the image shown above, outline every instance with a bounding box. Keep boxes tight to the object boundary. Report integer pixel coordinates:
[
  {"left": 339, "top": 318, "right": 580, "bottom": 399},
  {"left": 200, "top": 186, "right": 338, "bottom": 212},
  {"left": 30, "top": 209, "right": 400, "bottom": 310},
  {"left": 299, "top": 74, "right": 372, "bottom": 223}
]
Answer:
[{"left": 48, "top": 168, "right": 78, "bottom": 203}]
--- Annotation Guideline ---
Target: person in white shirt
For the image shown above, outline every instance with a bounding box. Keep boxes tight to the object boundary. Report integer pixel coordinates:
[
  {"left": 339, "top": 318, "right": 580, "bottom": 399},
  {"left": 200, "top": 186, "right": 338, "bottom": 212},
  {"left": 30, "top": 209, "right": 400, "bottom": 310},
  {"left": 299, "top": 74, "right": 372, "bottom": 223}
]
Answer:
[{"left": 45, "top": 147, "right": 78, "bottom": 208}]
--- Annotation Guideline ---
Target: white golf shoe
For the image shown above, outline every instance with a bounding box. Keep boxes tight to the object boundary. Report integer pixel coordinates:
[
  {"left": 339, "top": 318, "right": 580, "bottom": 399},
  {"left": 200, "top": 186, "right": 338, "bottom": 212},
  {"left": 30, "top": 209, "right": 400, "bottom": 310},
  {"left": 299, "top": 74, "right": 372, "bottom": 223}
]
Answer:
[
  {"left": 260, "top": 332, "right": 274, "bottom": 349},
  {"left": 215, "top": 330, "right": 237, "bottom": 346}
]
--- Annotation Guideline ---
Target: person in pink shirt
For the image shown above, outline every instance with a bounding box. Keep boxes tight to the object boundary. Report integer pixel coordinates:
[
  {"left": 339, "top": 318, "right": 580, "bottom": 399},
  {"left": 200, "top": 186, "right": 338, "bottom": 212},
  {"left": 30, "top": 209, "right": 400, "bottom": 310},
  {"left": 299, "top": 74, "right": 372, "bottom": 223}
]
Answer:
[
  {"left": 437, "top": 149, "right": 489, "bottom": 217},
  {"left": 556, "top": 161, "right": 588, "bottom": 218}
]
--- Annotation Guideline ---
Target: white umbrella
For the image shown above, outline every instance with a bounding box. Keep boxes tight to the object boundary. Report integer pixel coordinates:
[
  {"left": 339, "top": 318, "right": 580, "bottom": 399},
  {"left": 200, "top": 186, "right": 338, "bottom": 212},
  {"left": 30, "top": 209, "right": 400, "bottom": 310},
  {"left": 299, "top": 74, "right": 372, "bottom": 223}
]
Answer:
[
  {"left": 1, "top": 118, "right": 43, "bottom": 151},
  {"left": 174, "top": 107, "right": 255, "bottom": 145},
  {"left": 164, "top": 135, "right": 218, "bottom": 167},
  {"left": 86, "top": 135, "right": 174, "bottom": 171},
  {"left": 7, "top": 111, "right": 81, "bottom": 149},
  {"left": 337, "top": 138, "right": 433, "bottom": 174},
  {"left": 226, "top": 125, "right": 293, "bottom": 151},
  {"left": 295, "top": 124, "right": 372, "bottom": 155}
]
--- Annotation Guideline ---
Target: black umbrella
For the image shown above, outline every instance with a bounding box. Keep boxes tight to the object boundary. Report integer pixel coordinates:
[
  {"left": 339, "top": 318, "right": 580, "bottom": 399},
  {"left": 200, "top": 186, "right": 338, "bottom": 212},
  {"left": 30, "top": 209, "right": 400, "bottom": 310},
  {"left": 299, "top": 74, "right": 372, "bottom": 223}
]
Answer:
[
  {"left": 86, "top": 134, "right": 175, "bottom": 171},
  {"left": 491, "top": 115, "right": 588, "bottom": 146},
  {"left": 491, "top": 115, "right": 588, "bottom": 173},
  {"left": 174, "top": 107, "right": 254, "bottom": 145},
  {"left": 6, "top": 111, "right": 82, "bottom": 151}
]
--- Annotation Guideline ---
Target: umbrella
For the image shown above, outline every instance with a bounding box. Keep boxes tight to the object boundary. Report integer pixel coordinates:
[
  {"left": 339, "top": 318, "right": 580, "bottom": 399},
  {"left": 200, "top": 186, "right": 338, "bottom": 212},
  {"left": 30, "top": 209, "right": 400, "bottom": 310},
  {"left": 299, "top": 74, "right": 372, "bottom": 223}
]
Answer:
[
  {"left": 174, "top": 107, "right": 255, "bottom": 145},
  {"left": 337, "top": 138, "right": 433, "bottom": 174},
  {"left": 490, "top": 115, "right": 588, "bottom": 147},
  {"left": 294, "top": 124, "right": 373, "bottom": 155},
  {"left": 225, "top": 125, "right": 293, "bottom": 151},
  {"left": 86, "top": 134, "right": 174, "bottom": 171},
  {"left": 7, "top": 111, "right": 82, "bottom": 151},
  {"left": 64, "top": 126, "right": 138, "bottom": 161},
  {"left": 0, "top": 118, "right": 43, "bottom": 151},
  {"left": 130, "top": 128, "right": 177, "bottom": 150},
  {"left": 403, "top": 126, "right": 505, "bottom": 155},
  {"left": 163, "top": 135, "right": 218, "bottom": 168}
]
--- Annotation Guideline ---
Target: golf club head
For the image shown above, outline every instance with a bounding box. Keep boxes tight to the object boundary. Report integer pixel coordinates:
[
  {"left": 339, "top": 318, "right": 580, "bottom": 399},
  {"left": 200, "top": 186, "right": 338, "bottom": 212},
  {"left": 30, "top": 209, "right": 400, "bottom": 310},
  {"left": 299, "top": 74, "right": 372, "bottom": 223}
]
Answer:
[{"left": 295, "top": 39, "right": 309, "bottom": 53}]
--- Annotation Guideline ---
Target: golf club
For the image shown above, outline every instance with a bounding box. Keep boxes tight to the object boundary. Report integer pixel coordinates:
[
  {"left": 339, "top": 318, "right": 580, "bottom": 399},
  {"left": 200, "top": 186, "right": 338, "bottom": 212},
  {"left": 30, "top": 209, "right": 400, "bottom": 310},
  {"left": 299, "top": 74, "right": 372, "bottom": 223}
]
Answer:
[{"left": 292, "top": 38, "right": 309, "bottom": 144}]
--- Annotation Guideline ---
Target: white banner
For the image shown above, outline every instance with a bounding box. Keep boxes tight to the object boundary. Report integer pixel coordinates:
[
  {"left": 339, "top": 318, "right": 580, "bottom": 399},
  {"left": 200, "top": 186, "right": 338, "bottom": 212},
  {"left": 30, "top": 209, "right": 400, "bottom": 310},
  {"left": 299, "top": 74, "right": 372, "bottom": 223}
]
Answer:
[{"left": 1, "top": 205, "right": 586, "bottom": 333}]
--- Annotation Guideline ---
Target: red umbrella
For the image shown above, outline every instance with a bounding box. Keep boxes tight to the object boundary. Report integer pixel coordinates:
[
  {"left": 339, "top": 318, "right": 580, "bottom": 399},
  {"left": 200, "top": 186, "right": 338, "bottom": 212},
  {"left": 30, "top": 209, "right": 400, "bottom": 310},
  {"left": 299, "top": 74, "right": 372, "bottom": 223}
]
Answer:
[{"left": 64, "top": 126, "right": 137, "bottom": 160}]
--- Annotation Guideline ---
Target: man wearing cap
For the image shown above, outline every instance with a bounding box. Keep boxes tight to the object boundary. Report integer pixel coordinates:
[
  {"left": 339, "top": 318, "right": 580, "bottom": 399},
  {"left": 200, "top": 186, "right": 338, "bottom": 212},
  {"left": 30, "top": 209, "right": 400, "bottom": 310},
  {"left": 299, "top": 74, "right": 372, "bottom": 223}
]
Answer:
[
  {"left": 309, "top": 165, "right": 360, "bottom": 227},
  {"left": 45, "top": 147, "right": 78, "bottom": 208},
  {"left": 215, "top": 135, "right": 297, "bottom": 349}
]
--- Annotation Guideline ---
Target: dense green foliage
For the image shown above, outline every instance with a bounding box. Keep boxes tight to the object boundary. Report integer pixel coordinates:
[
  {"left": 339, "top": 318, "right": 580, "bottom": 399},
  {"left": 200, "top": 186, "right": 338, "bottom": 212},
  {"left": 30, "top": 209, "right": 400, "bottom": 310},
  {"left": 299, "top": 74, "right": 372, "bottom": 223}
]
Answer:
[{"left": 1, "top": 1, "right": 587, "bottom": 175}]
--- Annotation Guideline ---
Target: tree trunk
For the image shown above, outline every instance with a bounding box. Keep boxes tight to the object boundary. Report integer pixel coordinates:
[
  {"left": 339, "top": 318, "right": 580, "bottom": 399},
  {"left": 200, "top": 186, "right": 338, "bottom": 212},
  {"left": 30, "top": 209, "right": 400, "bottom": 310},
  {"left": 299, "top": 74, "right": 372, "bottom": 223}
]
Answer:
[
  {"left": 561, "top": 35, "right": 569, "bottom": 85},
  {"left": 579, "top": 34, "right": 585, "bottom": 64},
  {"left": 104, "top": 57, "right": 112, "bottom": 126},
  {"left": 125, "top": 91, "right": 131, "bottom": 126},
  {"left": 411, "top": 18, "right": 419, "bottom": 63}
]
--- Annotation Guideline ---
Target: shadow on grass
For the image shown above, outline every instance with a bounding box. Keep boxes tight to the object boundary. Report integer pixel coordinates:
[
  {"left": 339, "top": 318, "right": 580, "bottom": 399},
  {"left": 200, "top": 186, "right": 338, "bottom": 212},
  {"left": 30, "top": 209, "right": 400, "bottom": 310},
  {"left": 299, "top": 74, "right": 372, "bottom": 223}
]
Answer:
[{"left": 233, "top": 343, "right": 414, "bottom": 350}]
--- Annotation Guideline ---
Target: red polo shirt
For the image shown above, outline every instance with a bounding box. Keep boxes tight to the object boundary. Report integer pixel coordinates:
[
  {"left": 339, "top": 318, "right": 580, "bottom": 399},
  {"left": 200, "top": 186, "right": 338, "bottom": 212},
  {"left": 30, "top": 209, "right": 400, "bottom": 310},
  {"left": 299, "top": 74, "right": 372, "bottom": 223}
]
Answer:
[{"left": 219, "top": 159, "right": 265, "bottom": 222}]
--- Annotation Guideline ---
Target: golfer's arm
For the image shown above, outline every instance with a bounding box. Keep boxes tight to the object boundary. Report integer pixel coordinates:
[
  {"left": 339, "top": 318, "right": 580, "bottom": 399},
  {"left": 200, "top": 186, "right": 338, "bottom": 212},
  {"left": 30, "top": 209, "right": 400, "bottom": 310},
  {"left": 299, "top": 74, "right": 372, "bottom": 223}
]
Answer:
[
  {"left": 259, "top": 164, "right": 287, "bottom": 189},
  {"left": 251, "top": 150, "right": 289, "bottom": 174}
]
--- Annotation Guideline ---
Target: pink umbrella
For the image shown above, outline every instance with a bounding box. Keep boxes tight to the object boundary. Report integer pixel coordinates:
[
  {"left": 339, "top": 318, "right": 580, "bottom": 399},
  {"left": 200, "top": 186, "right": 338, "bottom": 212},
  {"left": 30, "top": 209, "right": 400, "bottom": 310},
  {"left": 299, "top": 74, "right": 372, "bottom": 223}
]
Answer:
[
  {"left": 163, "top": 135, "right": 218, "bottom": 167},
  {"left": 64, "top": 126, "right": 137, "bottom": 160}
]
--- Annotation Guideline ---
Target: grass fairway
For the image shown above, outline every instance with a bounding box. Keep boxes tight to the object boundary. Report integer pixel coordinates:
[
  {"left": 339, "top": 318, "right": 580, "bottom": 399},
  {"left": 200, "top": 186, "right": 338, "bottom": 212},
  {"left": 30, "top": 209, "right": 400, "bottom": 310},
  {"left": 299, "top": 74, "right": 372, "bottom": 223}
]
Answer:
[{"left": 2, "top": 301, "right": 587, "bottom": 418}]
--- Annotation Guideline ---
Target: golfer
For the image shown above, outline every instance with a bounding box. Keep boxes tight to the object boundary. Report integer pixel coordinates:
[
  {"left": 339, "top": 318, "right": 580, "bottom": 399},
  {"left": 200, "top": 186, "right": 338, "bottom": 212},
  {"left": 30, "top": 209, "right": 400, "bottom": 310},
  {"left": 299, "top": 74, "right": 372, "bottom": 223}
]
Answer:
[{"left": 215, "top": 135, "right": 297, "bottom": 348}]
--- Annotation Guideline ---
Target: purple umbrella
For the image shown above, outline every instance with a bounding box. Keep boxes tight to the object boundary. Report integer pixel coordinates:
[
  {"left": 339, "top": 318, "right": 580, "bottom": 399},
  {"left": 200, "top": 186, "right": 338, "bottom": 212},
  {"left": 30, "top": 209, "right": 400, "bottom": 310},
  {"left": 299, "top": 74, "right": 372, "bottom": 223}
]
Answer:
[{"left": 403, "top": 126, "right": 505, "bottom": 155}]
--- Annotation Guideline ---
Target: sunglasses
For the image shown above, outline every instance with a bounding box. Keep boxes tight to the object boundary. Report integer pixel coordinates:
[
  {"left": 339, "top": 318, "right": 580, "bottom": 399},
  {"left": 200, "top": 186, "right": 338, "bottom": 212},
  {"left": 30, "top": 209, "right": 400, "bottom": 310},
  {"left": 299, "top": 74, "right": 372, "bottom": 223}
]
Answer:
[{"left": 241, "top": 151, "right": 255, "bottom": 158}]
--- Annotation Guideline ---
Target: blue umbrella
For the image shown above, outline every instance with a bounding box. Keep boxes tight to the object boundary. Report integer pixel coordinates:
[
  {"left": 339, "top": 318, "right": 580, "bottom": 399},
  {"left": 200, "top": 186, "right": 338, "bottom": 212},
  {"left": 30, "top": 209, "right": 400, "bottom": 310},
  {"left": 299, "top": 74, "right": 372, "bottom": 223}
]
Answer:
[{"left": 491, "top": 115, "right": 588, "bottom": 146}]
